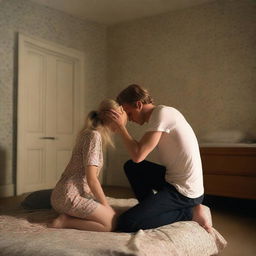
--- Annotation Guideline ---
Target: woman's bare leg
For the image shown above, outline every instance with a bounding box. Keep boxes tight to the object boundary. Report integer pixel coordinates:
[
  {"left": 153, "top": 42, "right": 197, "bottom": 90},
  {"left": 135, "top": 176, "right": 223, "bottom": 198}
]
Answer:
[{"left": 48, "top": 204, "right": 117, "bottom": 232}]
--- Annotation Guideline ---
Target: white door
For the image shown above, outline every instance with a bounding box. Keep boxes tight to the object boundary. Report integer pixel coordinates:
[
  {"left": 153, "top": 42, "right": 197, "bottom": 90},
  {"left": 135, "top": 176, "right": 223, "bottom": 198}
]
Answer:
[{"left": 17, "top": 34, "right": 84, "bottom": 195}]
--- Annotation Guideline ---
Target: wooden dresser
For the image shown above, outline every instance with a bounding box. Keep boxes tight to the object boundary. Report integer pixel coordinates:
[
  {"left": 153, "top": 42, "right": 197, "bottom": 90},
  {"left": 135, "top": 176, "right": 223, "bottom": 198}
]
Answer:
[{"left": 200, "top": 146, "right": 256, "bottom": 199}]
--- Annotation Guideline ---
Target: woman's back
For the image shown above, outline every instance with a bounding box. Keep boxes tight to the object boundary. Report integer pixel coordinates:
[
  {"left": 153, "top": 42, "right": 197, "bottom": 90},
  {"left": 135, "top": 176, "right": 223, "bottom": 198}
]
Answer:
[{"left": 61, "top": 129, "right": 103, "bottom": 180}]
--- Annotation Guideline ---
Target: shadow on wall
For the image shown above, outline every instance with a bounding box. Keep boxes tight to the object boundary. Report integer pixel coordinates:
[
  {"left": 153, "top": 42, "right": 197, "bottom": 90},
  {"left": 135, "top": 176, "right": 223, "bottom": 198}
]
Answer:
[
  {"left": 0, "top": 146, "right": 6, "bottom": 186},
  {"left": 12, "top": 32, "right": 19, "bottom": 195}
]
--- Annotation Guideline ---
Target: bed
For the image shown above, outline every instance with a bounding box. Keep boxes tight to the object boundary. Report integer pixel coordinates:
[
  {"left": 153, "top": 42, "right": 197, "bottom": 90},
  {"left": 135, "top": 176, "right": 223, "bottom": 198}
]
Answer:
[{"left": 0, "top": 197, "right": 227, "bottom": 256}]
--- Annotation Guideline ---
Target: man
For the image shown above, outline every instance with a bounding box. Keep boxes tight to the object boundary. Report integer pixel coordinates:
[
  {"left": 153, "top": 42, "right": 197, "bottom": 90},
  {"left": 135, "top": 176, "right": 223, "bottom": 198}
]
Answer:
[{"left": 109, "top": 84, "right": 212, "bottom": 233}]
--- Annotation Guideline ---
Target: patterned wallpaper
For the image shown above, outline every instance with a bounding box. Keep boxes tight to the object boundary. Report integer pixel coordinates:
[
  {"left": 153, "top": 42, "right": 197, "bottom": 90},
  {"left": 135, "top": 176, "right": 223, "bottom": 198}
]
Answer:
[
  {"left": 0, "top": 0, "right": 107, "bottom": 194},
  {"left": 1, "top": 0, "right": 256, "bottom": 192},
  {"left": 106, "top": 0, "right": 256, "bottom": 186}
]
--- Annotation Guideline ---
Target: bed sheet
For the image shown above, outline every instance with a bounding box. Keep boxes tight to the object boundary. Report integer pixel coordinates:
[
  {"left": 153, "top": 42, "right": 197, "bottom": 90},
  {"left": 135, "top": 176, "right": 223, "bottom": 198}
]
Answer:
[{"left": 0, "top": 197, "right": 227, "bottom": 256}]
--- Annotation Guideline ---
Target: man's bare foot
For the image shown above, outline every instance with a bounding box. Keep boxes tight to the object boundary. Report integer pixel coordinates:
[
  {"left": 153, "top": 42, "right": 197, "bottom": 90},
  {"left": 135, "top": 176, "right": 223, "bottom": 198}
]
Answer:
[
  {"left": 192, "top": 204, "right": 213, "bottom": 233},
  {"left": 47, "top": 214, "right": 68, "bottom": 229}
]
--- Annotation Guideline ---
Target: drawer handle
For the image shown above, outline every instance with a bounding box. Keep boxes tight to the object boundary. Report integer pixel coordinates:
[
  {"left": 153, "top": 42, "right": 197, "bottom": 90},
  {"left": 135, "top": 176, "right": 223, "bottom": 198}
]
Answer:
[{"left": 40, "top": 137, "right": 56, "bottom": 140}]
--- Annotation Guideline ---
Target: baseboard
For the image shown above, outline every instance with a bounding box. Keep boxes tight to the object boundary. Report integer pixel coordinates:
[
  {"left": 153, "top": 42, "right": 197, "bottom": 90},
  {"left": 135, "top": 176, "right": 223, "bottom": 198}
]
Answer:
[{"left": 0, "top": 184, "right": 15, "bottom": 197}]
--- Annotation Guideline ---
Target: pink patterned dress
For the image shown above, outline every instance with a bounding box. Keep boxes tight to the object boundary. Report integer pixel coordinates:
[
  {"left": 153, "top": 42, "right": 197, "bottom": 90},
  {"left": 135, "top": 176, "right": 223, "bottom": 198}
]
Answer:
[{"left": 51, "top": 129, "right": 103, "bottom": 218}]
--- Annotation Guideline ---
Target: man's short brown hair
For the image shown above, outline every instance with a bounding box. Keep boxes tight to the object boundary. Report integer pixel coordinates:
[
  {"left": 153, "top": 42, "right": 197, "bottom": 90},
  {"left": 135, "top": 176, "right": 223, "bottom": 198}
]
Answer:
[{"left": 116, "top": 84, "right": 154, "bottom": 106}]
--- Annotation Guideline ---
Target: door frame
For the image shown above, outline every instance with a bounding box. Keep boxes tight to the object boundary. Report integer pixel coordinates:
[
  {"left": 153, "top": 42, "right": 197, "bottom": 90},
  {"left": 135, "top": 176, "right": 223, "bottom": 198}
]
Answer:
[{"left": 17, "top": 33, "right": 85, "bottom": 195}]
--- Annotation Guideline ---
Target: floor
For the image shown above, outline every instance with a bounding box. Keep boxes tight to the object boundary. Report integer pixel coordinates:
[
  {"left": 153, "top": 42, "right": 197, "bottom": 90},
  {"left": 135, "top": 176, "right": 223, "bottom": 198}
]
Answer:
[
  {"left": 203, "top": 195, "right": 256, "bottom": 256},
  {"left": 0, "top": 186, "right": 256, "bottom": 256}
]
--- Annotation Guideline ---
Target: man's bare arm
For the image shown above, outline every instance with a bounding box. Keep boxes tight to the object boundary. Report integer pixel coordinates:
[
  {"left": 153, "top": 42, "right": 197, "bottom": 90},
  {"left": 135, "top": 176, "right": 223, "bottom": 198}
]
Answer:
[{"left": 118, "top": 126, "right": 162, "bottom": 162}]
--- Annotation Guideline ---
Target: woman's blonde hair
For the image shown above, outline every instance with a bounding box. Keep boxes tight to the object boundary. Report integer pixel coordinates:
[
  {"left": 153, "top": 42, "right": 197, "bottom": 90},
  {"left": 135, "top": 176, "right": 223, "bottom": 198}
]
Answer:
[{"left": 77, "top": 99, "right": 120, "bottom": 148}]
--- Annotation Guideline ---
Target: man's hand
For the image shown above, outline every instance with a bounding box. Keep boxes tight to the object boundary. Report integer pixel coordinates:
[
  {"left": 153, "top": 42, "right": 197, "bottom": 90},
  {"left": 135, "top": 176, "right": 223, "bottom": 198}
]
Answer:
[{"left": 106, "top": 108, "right": 127, "bottom": 130}]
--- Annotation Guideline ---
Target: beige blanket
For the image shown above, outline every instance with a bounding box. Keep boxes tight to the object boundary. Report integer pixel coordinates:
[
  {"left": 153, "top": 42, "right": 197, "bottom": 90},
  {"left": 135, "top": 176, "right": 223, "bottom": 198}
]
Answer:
[{"left": 0, "top": 197, "right": 227, "bottom": 256}]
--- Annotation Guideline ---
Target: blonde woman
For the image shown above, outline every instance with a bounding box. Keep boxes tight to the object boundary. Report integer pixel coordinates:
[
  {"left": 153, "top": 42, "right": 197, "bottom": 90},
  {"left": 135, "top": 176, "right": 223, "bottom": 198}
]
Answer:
[{"left": 49, "top": 99, "right": 126, "bottom": 232}]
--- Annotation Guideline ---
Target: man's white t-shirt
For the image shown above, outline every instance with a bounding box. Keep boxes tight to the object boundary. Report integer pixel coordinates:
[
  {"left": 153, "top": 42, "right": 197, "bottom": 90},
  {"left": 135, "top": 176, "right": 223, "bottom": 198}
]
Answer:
[{"left": 146, "top": 105, "right": 204, "bottom": 199}]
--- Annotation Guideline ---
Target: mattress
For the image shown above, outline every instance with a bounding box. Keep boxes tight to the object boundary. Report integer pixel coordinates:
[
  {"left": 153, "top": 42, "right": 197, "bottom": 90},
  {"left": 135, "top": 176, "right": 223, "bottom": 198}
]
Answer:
[{"left": 0, "top": 197, "right": 227, "bottom": 256}]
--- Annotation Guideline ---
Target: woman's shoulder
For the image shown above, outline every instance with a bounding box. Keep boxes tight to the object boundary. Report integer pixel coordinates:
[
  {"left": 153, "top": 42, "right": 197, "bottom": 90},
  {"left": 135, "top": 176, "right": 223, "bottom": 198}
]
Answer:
[{"left": 82, "top": 129, "right": 102, "bottom": 141}]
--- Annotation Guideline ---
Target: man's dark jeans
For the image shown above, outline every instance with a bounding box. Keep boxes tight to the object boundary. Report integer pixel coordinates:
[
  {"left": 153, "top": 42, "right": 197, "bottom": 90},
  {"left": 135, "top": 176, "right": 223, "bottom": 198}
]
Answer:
[{"left": 117, "top": 160, "right": 203, "bottom": 232}]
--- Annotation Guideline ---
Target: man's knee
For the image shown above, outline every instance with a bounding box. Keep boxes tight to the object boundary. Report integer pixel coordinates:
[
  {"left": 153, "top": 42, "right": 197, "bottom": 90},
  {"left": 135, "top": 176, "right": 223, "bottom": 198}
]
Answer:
[{"left": 116, "top": 212, "right": 138, "bottom": 233}]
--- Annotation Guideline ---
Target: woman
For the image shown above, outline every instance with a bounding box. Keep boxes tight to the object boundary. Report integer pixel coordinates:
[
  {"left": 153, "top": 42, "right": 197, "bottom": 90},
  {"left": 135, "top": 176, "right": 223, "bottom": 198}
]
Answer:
[{"left": 48, "top": 99, "right": 126, "bottom": 232}]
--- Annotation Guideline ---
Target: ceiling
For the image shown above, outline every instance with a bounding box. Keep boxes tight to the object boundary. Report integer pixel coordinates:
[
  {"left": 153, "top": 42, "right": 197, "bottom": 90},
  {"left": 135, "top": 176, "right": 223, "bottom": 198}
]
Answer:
[{"left": 30, "top": 0, "right": 215, "bottom": 25}]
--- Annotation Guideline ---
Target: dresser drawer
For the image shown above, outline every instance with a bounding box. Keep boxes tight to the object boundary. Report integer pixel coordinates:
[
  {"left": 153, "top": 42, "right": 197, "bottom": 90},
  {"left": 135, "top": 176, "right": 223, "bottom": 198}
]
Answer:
[
  {"left": 200, "top": 147, "right": 256, "bottom": 199},
  {"left": 204, "top": 174, "right": 256, "bottom": 199},
  {"left": 200, "top": 147, "right": 256, "bottom": 176}
]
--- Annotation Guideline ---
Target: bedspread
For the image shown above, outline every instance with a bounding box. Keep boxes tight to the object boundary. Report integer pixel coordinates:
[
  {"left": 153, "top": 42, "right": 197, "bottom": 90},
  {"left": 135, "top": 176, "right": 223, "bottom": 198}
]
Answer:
[{"left": 0, "top": 197, "right": 227, "bottom": 256}]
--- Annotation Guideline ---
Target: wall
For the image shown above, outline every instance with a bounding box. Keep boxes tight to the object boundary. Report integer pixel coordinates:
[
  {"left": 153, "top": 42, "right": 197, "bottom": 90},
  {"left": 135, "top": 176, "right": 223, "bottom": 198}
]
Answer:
[
  {"left": 106, "top": 0, "right": 256, "bottom": 186},
  {"left": 1, "top": 0, "right": 255, "bottom": 192},
  {"left": 0, "top": 0, "right": 107, "bottom": 196}
]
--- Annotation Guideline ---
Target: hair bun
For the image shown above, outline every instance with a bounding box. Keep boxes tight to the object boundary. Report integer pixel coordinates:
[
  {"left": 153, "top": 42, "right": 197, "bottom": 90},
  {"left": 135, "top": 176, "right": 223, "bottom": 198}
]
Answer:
[{"left": 91, "top": 110, "right": 98, "bottom": 119}]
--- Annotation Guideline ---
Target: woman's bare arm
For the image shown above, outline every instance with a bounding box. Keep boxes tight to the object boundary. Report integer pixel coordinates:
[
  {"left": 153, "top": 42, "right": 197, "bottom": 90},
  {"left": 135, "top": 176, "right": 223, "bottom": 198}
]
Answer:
[{"left": 86, "top": 165, "right": 109, "bottom": 207}]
